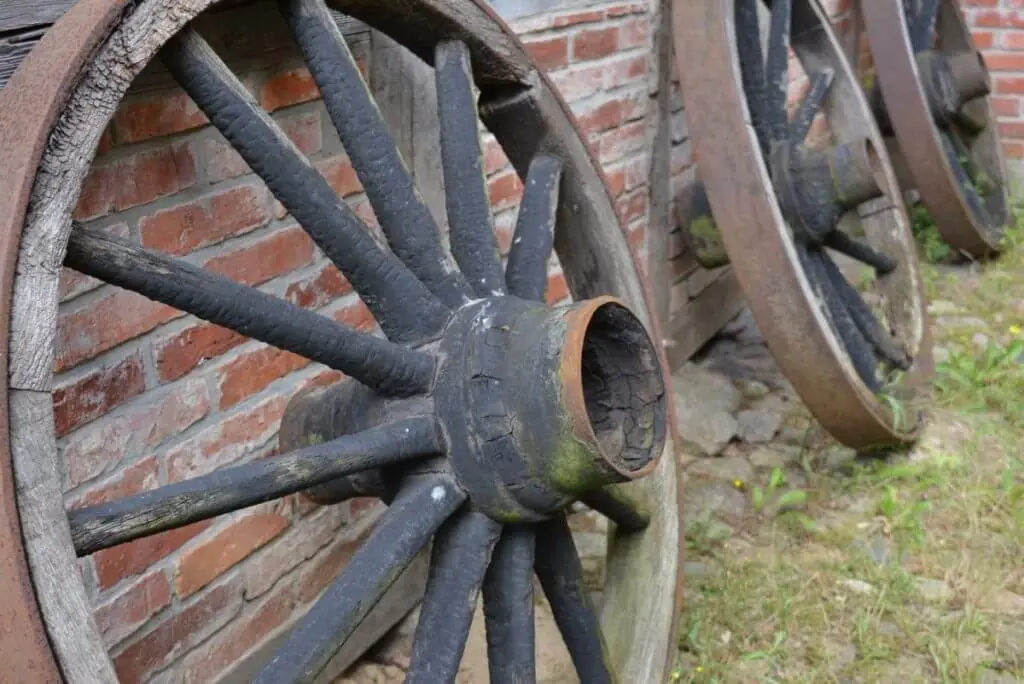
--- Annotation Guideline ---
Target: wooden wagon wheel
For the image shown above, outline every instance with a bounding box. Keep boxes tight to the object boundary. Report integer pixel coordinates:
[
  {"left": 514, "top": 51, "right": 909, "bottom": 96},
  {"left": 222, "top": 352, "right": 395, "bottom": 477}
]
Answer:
[
  {"left": 0, "top": 0, "right": 683, "bottom": 681},
  {"left": 860, "top": 0, "right": 1013, "bottom": 258},
  {"left": 673, "top": 0, "right": 933, "bottom": 449}
]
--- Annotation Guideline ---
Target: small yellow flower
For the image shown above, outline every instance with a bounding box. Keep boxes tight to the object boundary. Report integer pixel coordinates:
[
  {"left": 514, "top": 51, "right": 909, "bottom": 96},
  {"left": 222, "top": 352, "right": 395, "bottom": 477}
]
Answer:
[
  {"left": 1010, "top": 324, "right": 1021, "bottom": 336},
  {"left": 696, "top": 666, "right": 704, "bottom": 673},
  {"left": 733, "top": 479, "right": 744, "bottom": 489}
]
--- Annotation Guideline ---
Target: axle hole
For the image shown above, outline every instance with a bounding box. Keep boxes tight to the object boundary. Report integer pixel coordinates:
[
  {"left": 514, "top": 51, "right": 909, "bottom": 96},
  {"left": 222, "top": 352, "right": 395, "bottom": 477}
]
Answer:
[{"left": 579, "top": 303, "right": 667, "bottom": 474}]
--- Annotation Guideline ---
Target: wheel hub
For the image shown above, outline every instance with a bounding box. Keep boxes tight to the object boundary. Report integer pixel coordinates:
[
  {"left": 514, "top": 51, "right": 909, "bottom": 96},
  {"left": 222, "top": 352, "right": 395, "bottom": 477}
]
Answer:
[
  {"left": 435, "top": 296, "right": 666, "bottom": 522},
  {"left": 917, "top": 49, "right": 991, "bottom": 126}
]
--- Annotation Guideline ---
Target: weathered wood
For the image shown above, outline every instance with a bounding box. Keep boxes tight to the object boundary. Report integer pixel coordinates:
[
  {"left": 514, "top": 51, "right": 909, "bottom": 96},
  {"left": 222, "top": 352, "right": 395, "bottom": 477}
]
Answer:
[
  {"left": 648, "top": 0, "right": 674, "bottom": 331},
  {"left": 0, "top": 0, "right": 72, "bottom": 33},
  {"left": 667, "top": 271, "right": 746, "bottom": 371},
  {"left": 9, "top": 390, "right": 117, "bottom": 683}
]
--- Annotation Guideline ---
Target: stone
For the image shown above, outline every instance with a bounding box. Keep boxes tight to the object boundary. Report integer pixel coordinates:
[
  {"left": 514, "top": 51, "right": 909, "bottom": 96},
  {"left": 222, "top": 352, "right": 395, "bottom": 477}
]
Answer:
[
  {"left": 915, "top": 577, "right": 953, "bottom": 603},
  {"left": 683, "top": 481, "right": 749, "bottom": 521},
  {"left": 927, "top": 299, "right": 962, "bottom": 316},
  {"left": 749, "top": 444, "right": 803, "bottom": 469},
  {"left": 736, "top": 408, "right": 782, "bottom": 443},
  {"left": 823, "top": 640, "right": 856, "bottom": 668},
  {"left": 839, "top": 578, "right": 875, "bottom": 595},
  {"left": 688, "top": 455, "right": 755, "bottom": 485},
  {"left": 978, "top": 671, "right": 1018, "bottom": 684},
  {"left": 850, "top": 534, "right": 901, "bottom": 566},
  {"left": 673, "top": 365, "right": 742, "bottom": 456},
  {"left": 978, "top": 589, "right": 1024, "bottom": 617},
  {"left": 824, "top": 444, "right": 858, "bottom": 471},
  {"left": 683, "top": 561, "right": 718, "bottom": 580},
  {"left": 933, "top": 345, "right": 950, "bottom": 364},
  {"left": 972, "top": 332, "right": 991, "bottom": 351},
  {"left": 736, "top": 379, "right": 770, "bottom": 400}
]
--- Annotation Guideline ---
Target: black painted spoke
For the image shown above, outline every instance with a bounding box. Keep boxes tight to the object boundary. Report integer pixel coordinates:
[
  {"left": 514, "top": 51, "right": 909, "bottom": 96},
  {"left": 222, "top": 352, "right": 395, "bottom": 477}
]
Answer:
[
  {"left": 281, "top": 0, "right": 471, "bottom": 308},
  {"left": 941, "top": 129, "right": 993, "bottom": 228},
  {"left": 818, "top": 252, "right": 909, "bottom": 369},
  {"left": 910, "top": 0, "right": 939, "bottom": 53},
  {"left": 764, "top": 0, "right": 793, "bottom": 142},
  {"left": 736, "top": 0, "right": 772, "bottom": 157},
  {"left": 505, "top": 155, "right": 563, "bottom": 302},
  {"left": 824, "top": 229, "right": 898, "bottom": 274},
  {"left": 798, "top": 243, "right": 881, "bottom": 391},
  {"left": 64, "top": 227, "right": 435, "bottom": 396},
  {"left": 69, "top": 416, "right": 441, "bottom": 556},
  {"left": 535, "top": 514, "right": 614, "bottom": 684},
  {"left": 436, "top": 40, "right": 506, "bottom": 298},
  {"left": 255, "top": 477, "right": 466, "bottom": 684},
  {"left": 789, "top": 68, "right": 834, "bottom": 143},
  {"left": 406, "top": 511, "right": 501, "bottom": 684},
  {"left": 482, "top": 525, "right": 537, "bottom": 684},
  {"left": 580, "top": 489, "right": 649, "bottom": 533},
  {"left": 162, "top": 29, "right": 449, "bottom": 343}
]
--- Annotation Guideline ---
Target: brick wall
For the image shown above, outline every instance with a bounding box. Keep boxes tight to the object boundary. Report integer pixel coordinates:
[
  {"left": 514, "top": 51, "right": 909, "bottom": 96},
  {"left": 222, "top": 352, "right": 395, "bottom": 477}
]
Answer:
[{"left": 55, "top": 2, "right": 673, "bottom": 681}]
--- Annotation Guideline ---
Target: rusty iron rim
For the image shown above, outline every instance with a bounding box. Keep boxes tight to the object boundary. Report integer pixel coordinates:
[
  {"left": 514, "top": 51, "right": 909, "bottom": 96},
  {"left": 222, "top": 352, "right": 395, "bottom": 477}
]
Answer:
[
  {"left": 0, "top": 0, "right": 684, "bottom": 680},
  {"left": 863, "top": 0, "right": 1013, "bottom": 258},
  {"left": 674, "top": 0, "right": 933, "bottom": 449}
]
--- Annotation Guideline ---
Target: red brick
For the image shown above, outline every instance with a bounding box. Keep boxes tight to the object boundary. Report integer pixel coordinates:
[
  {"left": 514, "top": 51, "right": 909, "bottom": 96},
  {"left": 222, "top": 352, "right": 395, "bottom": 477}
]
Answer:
[
  {"left": 203, "top": 226, "right": 315, "bottom": 287},
  {"left": 604, "top": 164, "right": 627, "bottom": 197},
  {"left": 552, "top": 9, "right": 604, "bottom": 28},
  {"left": 154, "top": 322, "right": 247, "bottom": 383},
  {"left": 140, "top": 183, "right": 271, "bottom": 255},
  {"left": 298, "top": 369, "right": 346, "bottom": 393},
  {"left": 1001, "top": 30, "right": 1024, "bottom": 50},
  {"left": 971, "top": 30, "right": 995, "bottom": 49},
  {"left": 332, "top": 298, "right": 377, "bottom": 332},
  {"left": 95, "top": 520, "right": 213, "bottom": 590},
  {"left": 488, "top": 169, "right": 524, "bottom": 211},
  {"left": 114, "top": 143, "right": 197, "bottom": 212},
  {"left": 606, "top": 2, "right": 646, "bottom": 17},
  {"left": 69, "top": 455, "right": 159, "bottom": 511},
  {"left": 182, "top": 582, "right": 296, "bottom": 683},
  {"left": 603, "top": 54, "right": 648, "bottom": 89},
  {"left": 56, "top": 290, "right": 178, "bottom": 373},
  {"left": 483, "top": 136, "right": 510, "bottom": 176},
  {"left": 546, "top": 271, "right": 570, "bottom": 306},
  {"left": 94, "top": 570, "right": 173, "bottom": 647},
  {"left": 617, "top": 189, "right": 647, "bottom": 224},
  {"left": 995, "top": 76, "right": 1024, "bottom": 95},
  {"left": 73, "top": 164, "right": 119, "bottom": 221},
  {"left": 166, "top": 396, "right": 287, "bottom": 483},
  {"left": 999, "top": 120, "right": 1024, "bottom": 139},
  {"left": 285, "top": 263, "right": 352, "bottom": 309},
  {"left": 599, "top": 120, "right": 647, "bottom": 163},
  {"left": 578, "top": 99, "right": 625, "bottom": 137},
  {"left": 217, "top": 344, "right": 311, "bottom": 409},
  {"left": 619, "top": 17, "right": 650, "bottom": 50},
  {"left": 204, "top": 138, "right": 251, "bottom": 183},
  {"left": 60, "top": 377, "right": 210, "bottom": 489},
  {"left": 59, "top": 223, "right": 130, "bottom": 301},
  {"left": 525, "top": 36, "right": 570, "bottom": 71},
  {"left": 973, "top": 10, "right": 1024, "bottom": 29},
  {"left": 317, "top": 156, "right": 363, "bottom": 198},
  {"left": 551, "top": 63, "right": 605, "bottom": 102},
  {"left": 992, "top": 95, "right": 1020, "bottom": 117},
  {"left": 981, "top": 51, "right": 1024, "bottom": 71},
  {"left": 277, "top": 110, "right": 324, "bottom": 156},
  {"left": 113, "top": 578, "right": 241, "bottom": 684},
  {"left": 1003, "top": 140, "right": 1024, "bottom": 159},
  {"left": 113, "top": 90, "right": 208, "bottom": 145},
  {"left": 296, "top": 532, "right": 366, "bottom": 603},
  {"left": 494, "top": 209, "right": 516, "bottom": 256},
  {"left": 573, "top": 26, "right": 620, "bottom": 62},
  {"left": 54, "top": 352, "right": 146, "bottom": 437},
  {"left": 175, "top": 508, "right": 290, "bottom": 598},
  {"left": 260, "top": 67, "right": 321, "bottom": 112}
]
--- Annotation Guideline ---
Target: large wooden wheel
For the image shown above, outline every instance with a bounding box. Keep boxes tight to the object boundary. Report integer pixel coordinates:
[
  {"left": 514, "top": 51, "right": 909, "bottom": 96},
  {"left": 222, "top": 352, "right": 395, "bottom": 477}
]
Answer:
[
  {"left": 0, "top": 0, "right": 683, "bottom": 681},
  {"left": 674, "top": 0, "right": 934, "bottom": 449},
  {"left": 861, "top": 0, "right": 1014, "bottom": 258}
]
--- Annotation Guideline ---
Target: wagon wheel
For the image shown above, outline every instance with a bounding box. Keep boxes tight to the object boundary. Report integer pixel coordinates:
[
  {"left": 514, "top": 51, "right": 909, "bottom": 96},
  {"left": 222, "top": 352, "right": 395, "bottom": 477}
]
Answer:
[
  {"left": 673, "top": 0, "right": 933, "bottom": 449},
  {"left": 0, "top": 0, "right": 683, "bottom": 681},
  {"left": 861, "top": 0, "right": 1014, "bottom": 258}
]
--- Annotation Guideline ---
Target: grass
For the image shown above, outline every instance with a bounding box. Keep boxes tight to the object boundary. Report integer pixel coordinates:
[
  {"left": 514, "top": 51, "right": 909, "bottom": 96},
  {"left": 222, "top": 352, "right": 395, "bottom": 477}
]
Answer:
[{"left": 673, "top": 220, "right": 1024, "bottom": 682}]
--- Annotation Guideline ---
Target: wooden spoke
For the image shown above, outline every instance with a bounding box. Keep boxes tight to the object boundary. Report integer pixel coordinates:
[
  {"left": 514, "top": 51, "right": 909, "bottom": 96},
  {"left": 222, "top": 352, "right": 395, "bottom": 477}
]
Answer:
[
  {"left": 940, "top": 129, "right": 993, "bottom": 229},
  {"left": 254, "top": 477, "right": 466, "bottom": 683},
  {"left": 735, "top": 0, "right": 771, "bottom": 157},
  {"left": 435, "top": 39, "right": 506, "bottom": 298},
  {"left": 65, "top": 227, "right": 435, "bottom": 396},
  {"left": 579, "top": 489, "right": 649, "bottom": 533},
  {"left": 535, "top": 515, "right": 614, "bottom": 684},
  {"left": 161, "top": 28, "right": 450, "bottom": 343},
  {"left": 790, "top": 68, "right": 834, "bottom": 142},
  {"left": 482, "top": 526, "right": 537, "bottom": 684},
  {"left": 764, "top": 0, "right": 793, "bottom": 142},
  {"left": 798, "top": 244, "right": 881, "bottom": 391},
  {"left": 281, "top": 0, "right": 471, "bottom": 308},
  {"left": 910, "top": 0, "right": 939, "bottom": 53},
  {"left": 505, "top": 155, "right": 563, "bottom": 302},
  {"left": 824, "top": 229, "right": 898, "bottom": 274},
  {"left": 818, "top": 253, "right": 909, "bottom": 369},
  {"left": 69, "top": 416, "right": 441, "bottom": 556},
  {"left": 406, "top": 512, "right": 501, "bottom": 684}
]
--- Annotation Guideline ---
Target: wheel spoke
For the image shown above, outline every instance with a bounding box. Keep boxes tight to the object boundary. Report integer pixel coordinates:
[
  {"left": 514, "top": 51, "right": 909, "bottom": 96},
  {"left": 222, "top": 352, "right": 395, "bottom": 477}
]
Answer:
[
  {"left": 736, "top": 0, "right": 772, "bottom": 158},
  {"left": 482, "top": 526, "right": 537, "bottom": 684},
  {"left": 579, "top": 488, "right": 649, "bottom": 533},
  {"left": 818, "top": 252, "right": 909, "bottom": 369},
  {"left": 406, "top": 511, "right": 501, "bottom": 684},
  {"left": 941, "top": 129, "right": 994, "bottom": 229},
  {"left": 535, "top": 514, "right": 614, "bottom": 684},
  {"left": 798, "top": 244, "right": 881, "bottom": 391},
  {"left": 255, "top": 476, "right": 466, "bottom": 684},
  {"left": 764, "top": 0, "right": 793, "bottom": 142},
  {"left": 789, "top": 68, "right": 834, "bottom": 143},
  {"left": 161, "top": 28, "right": 449, "bottom": 343},
  {"left": 65, "top": 227, "right": 435, "bottom": 396},
  {"left": 910, "top": 0, "right": 939, "bottom": 53},
  {"left": 824, "top": 229, "right": 898, "bottom": 274},
  {"left": 69, "top": 416, "right": 441, "bottom": 556},
  {"left": 436, "top": 39, "right": 506, "bottom": 298},
  {"left": 281, "top": 0, "right": 471, "bottom": 308},
  {"left": 505, "top": 155, "right": 563, "bottom": 302}
]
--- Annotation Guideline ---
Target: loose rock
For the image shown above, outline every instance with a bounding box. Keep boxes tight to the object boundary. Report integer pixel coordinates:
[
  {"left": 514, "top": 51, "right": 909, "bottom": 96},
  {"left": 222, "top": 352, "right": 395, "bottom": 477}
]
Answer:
[{"left": 737, "top": 408, "right": 782, "bottom": 443}]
